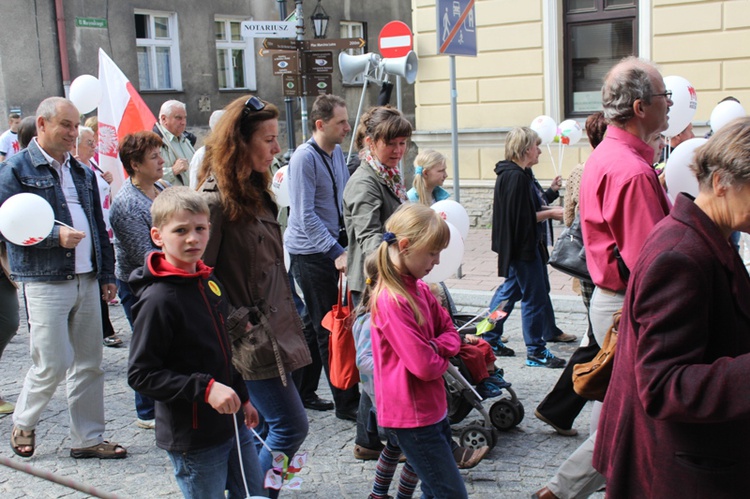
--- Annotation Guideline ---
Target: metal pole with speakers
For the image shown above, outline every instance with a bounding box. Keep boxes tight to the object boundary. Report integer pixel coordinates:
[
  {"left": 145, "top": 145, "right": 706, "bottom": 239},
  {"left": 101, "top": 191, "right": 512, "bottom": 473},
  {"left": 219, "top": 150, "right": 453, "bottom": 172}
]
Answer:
[{"left": 339, "top": 51, "right": 380, "bottom": 157}]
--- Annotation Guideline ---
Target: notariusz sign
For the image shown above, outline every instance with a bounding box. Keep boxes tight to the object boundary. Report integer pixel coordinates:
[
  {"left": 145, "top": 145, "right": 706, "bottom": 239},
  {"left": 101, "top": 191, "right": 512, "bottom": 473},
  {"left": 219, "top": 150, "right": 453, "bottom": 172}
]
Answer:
[{"left": 241, "top": 21, "right": 296, "bottom": 39}]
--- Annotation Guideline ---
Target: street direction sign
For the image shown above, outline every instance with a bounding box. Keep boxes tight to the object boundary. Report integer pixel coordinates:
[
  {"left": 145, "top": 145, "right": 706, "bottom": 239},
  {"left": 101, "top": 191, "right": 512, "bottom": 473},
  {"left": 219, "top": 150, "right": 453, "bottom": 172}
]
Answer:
[
  {"left": 282, "top": 74, "right": 301, "bottom": 97},
  {"left": 304, "top": 75, "right": 332, "bottom": 96},
  {"left": 264, "top": 38, "right": 300, "bottom": 51},
  {"left": 304, "top": 38, "right": 365, "bottom": 51},
  {"left": 242, "top": 20, "right": 296, "bottom": 39},
  {"left": 379, "top": 21, "right": 413, "bottom": 59},
  {"left": 303, "top": 52, "right": 334, "bottom": 74},
  {"left": 437, "top": 0, "right": 477, "bottom": 56},
  {"left": 272, "top": 52, "right": 299, "bottom": 75}
]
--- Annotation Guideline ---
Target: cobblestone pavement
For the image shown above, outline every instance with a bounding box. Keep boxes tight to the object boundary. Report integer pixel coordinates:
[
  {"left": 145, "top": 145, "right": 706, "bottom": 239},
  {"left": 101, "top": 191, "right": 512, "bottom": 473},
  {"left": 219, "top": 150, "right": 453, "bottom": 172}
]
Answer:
[{"left": 0, "top": 288, "right": 602, "bottom": 499}]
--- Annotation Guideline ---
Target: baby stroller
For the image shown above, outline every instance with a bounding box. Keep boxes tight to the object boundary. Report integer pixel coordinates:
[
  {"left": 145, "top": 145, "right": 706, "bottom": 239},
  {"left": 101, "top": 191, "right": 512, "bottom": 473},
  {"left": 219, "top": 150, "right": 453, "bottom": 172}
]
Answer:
[{"left": 435, "top": 286, "right": 524, "bottom": 450}]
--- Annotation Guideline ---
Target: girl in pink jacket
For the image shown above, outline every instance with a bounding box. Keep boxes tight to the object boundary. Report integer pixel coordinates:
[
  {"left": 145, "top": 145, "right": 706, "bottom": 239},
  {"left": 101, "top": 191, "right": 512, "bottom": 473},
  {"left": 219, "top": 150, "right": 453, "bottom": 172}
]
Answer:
[{"left": 370, "top": 203, "right": 467, "bottom": 499}]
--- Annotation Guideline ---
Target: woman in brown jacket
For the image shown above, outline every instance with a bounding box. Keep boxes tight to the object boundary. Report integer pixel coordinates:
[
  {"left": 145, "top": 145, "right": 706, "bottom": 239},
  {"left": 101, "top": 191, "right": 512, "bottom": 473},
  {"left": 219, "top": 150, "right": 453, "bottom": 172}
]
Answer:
[{"left": 197, "top": 95, "right": 311, "bottom": 496}]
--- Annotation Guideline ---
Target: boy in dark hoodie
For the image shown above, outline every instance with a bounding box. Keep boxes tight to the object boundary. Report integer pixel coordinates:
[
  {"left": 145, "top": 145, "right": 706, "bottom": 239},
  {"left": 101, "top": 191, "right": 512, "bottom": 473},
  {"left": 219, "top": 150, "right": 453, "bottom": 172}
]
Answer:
[{"left": 127, "top": 186, "right": 266, "bottom": 498}]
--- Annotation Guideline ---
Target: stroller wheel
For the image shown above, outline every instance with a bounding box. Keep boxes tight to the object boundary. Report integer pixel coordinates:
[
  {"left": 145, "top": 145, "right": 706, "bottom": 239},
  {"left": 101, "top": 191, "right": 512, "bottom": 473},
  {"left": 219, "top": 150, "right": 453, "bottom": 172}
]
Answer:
[
  {"left": 459, "top": 425, "right": 495, "bottom": 450},
  {"left": 490, "top": 399, "right": 520, "bottom": 431},
  {"left": 514, "top": 400, "right": 525, "bottom": 425}
]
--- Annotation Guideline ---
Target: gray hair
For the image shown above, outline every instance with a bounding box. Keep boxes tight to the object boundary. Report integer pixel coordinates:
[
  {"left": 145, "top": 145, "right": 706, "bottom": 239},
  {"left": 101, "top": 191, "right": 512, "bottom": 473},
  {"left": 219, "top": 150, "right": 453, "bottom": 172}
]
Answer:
[
  {"left": 77, "top": 126, "right": 94, "bottom": 145},
  {"left": 691, "top": 117, "right": 750, "bottom": 191},
  {"left": 208, "top": 110, "right": 225, "bottom": 130},
  {"left": 602, "top": 56, "right": 658, "bottom": 125},
  {"left": 159, "top": 100, "right": 186, "bottom": 118},
  {"left": 36, "top": 97, "right": 76, "bottom": 121},
  {"left": 505, "top": 126, "right": 540, "bottom": 164}
]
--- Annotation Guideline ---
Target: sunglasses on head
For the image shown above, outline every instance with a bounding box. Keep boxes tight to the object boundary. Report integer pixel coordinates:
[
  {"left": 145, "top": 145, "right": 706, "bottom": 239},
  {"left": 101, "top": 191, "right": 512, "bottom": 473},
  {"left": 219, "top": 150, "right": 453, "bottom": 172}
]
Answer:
[{"left": 244, "top": 96, "right": 266, "bottom": 113}]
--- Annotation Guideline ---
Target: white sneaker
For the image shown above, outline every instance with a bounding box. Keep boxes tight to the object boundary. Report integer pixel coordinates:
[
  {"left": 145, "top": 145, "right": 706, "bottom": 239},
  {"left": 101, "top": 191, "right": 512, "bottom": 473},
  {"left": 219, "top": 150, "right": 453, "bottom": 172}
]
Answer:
[{"left": 136, "top": 418, "right": 156, "bottom": 429}]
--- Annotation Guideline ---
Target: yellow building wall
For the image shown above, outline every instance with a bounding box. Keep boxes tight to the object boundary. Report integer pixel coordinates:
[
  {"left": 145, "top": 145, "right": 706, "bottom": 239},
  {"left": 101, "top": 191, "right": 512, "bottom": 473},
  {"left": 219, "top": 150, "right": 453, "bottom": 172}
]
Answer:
[
  {"left": 411, "top": 0, "right": 750, "bottom": 183},
  {"left": 654, "top": 0, "right": 750, "bottom": 122}
]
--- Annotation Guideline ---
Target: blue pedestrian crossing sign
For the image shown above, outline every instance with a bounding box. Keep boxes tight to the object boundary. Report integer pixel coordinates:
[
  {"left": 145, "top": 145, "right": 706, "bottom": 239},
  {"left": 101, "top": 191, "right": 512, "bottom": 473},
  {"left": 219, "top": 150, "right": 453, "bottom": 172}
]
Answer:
[{"left": 437, "top": 0, "right": 477, "bottom": 56}]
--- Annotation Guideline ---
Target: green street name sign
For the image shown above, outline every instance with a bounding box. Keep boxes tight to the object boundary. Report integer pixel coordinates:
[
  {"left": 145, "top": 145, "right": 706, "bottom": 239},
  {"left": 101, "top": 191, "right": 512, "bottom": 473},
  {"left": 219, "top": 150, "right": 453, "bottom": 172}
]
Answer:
[{"left": 75, "top": 17, "right": 108, "bottom": 29}]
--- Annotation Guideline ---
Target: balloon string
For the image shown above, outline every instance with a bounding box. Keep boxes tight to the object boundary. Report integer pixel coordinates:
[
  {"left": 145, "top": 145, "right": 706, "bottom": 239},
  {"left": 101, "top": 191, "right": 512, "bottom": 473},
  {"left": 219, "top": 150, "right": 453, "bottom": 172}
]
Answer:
[
  {"left": 54, "top": 220, "right": 75, "bottom": 230},
  {"left": 546, "top": 144, "right": 557, "bottom": 176}
]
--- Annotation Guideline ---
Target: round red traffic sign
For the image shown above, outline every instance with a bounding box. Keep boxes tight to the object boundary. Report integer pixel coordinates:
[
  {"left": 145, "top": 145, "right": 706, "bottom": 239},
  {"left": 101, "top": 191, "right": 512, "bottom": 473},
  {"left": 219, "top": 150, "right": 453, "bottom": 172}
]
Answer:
[{"left": 379, "top": 21, "right": 413, "bottom": 59}]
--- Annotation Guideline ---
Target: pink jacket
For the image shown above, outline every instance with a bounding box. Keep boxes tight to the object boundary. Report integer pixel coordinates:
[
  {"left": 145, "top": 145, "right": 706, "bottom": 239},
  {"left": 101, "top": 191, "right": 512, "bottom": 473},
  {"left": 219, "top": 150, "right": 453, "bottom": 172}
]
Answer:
[{"left": 371, "top": 275, "right": 461, "bottom": 428}]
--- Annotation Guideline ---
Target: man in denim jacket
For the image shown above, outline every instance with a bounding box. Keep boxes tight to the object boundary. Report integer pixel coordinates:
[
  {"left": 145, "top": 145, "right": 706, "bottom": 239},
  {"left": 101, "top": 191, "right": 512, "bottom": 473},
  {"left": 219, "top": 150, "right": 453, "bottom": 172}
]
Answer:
[{"left": 0, "top": 97, "right": 125, "bottom": 459}]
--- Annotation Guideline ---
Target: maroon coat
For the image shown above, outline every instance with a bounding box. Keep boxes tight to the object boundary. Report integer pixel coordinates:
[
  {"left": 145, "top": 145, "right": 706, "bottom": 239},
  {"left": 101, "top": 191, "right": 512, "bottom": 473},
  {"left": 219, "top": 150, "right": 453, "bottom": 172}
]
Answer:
[{"left": 594, "top": 194, "right": 750, "bottom": 498}]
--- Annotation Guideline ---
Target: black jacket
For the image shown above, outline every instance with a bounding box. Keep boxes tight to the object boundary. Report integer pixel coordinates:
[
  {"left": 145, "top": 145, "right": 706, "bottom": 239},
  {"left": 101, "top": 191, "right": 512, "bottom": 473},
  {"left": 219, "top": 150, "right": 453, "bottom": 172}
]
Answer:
[
  {"left": 127, "top": 252, "right": 249, "bottom": 452},
  {"left": 491, "top": 160, "right": 541, "bottom": 277}
]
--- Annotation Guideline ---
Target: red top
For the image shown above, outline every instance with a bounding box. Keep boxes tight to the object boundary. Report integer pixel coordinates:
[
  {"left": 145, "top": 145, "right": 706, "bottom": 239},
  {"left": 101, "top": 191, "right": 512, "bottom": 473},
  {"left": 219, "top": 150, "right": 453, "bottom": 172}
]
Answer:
[{"left": 579, "top": 126, "right": 671, "bottom": 291}]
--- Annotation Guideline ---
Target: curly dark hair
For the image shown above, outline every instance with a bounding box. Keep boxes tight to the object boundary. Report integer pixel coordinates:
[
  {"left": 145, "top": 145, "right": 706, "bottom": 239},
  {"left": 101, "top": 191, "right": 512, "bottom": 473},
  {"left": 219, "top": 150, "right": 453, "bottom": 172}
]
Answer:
[
  {"left": 119, "top": 131, "right": 163, "bottom": 176},
  {"left": 585, "top": 112, "right": 608, "bottom": 149},
  {"left": 198, "top": 95, "right": 280, "bottom": 222}
]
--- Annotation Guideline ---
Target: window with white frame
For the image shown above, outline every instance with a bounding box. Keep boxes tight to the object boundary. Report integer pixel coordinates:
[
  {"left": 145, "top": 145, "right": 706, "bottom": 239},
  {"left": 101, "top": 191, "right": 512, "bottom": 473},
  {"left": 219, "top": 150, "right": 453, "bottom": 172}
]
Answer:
[
  {"left": 134, "top": 11, "right": 182, "bottom": 91},
  {"left": 215, "top": 18, "right": 257, "bottom": 90},
  {"left": 340, "top": 21, "right": 367, "bottom": 85}
]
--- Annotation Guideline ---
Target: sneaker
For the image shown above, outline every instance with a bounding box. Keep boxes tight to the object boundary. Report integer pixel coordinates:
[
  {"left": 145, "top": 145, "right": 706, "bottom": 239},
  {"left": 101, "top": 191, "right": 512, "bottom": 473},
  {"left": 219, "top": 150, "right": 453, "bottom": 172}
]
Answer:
[
  {"left": 485, "top": 370, "right": 512, "bottom": 390},
  {"left": 549, "top": 332, "right": 577, "bottom": 343},
  {"left": 492, "top": 343, "right": 515, "bottom": 357},
  {"left": 526, "top": 349, "right": 566, "bottom": 368},
  {"left": 475, "top": 380, "right": 503, "bottom": 399},
  {"left": 136, "top": 418, "right": 156, "bottom": 429}
]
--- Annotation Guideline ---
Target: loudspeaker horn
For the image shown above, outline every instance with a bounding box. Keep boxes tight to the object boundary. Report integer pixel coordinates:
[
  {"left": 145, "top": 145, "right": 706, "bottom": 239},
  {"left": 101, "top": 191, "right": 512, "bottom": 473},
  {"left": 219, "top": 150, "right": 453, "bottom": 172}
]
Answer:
[
  {"left": 338, "top": 52, "right": 380, "bottom": 82},
  {"left": 380, "top": 51, "right": 418, "bottom": 84}
]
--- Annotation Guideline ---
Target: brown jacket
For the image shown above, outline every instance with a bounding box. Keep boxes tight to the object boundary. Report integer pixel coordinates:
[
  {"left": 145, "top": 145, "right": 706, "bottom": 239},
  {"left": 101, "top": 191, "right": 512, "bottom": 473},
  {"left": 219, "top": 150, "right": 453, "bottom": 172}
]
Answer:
[{"left": 199, "top": 176, "right": 311, "bottom": 382}]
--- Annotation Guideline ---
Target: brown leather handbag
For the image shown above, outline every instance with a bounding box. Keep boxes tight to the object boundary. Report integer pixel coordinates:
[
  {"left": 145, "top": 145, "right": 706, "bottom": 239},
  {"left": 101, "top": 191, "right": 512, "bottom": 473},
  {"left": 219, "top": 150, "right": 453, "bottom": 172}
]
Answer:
[{"left": 572, "top": 310, "right": 621, "bottom": 402}]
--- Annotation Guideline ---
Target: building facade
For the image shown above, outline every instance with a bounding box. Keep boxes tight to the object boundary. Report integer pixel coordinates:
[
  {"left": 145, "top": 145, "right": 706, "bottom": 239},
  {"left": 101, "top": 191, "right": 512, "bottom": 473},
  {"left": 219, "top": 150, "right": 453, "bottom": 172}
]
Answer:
[
  {"left": 410, "top": 0, "right": 750, "bottom": 226},
  {"left": 0, "top": 0, "right": 415, "bottom": 155}
]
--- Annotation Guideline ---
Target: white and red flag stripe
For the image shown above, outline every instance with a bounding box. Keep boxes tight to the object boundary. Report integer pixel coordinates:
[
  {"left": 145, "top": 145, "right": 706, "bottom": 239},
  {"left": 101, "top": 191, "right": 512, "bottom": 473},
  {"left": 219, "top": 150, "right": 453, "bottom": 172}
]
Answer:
[{"left": 97, "top": 48, "right": 156, "bottom": 195}]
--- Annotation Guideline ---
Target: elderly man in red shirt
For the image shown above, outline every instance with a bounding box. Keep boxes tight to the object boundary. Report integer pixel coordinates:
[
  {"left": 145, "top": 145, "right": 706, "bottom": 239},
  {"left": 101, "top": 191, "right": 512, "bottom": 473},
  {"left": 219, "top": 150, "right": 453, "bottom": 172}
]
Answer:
[{"left": 534, "top": 56, "right": 672, "bottom": 499}]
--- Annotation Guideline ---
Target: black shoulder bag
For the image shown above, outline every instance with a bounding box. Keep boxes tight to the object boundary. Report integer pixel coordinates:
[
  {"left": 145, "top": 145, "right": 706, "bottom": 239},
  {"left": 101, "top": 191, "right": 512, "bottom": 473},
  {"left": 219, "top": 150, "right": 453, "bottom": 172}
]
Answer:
[{"left": 308, "top": 140, "right": 348, "bottom": 248}]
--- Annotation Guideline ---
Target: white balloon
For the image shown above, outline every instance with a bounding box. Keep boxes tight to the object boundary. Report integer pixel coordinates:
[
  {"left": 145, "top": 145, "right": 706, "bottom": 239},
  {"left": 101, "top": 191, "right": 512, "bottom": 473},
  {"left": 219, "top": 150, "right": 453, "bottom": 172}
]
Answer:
[
  {"left": 530, "top": 115, "right": 557, "bottom": 145},
  {"left": 663, "top": 75, "right": 698, "bottom": 138},
  {"left": 69, "top": 75, "right": 102, "bottom": 115},
  {"left": 710, "top": 100, "right": 746, "bottom": 133},
  {"left": 664, "top": 138, "right": 706, "bottom": 203},
  {"left": 423, "top": 221, "right": 464, "bottom": 283},
  {"left": 557, "top": 119, "right": 583, "bottom": 145},
  {"left": 0, "top": 193, "right": 55, "bottom": 246},
  {"left": 431, "top": 199, "right": 470, "bottom": 240},
  {"left": 271, "top": 165, "right": 291, "bottom": 207}
]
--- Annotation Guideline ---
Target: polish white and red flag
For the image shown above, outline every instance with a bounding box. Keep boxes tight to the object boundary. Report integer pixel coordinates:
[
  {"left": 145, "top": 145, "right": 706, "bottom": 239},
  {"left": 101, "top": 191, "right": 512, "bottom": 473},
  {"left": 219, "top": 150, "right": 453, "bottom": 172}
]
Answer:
[{"left": 97, "top": 48, "right": 156, "bottom": 195}]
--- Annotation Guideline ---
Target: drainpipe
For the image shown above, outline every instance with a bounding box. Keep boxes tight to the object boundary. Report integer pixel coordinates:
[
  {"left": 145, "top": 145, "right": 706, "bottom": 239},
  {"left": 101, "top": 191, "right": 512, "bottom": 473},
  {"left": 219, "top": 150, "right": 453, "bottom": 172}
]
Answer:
[{"left": 55, "top": 0, "right": 72, "bottom": 98}]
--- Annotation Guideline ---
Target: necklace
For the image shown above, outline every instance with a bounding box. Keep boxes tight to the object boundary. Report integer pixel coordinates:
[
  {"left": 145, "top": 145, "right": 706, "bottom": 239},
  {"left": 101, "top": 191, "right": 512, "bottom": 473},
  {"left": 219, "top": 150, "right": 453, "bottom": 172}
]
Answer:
[{"left": 132, "top": 179, "right": 158, "bottom": 200}]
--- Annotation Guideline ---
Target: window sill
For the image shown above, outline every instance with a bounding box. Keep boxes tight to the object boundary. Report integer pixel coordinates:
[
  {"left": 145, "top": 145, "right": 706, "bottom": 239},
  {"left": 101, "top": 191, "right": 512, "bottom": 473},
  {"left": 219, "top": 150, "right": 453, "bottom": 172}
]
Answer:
[{"left": 140, "top": 89, "right": 184, "bottom": 94}]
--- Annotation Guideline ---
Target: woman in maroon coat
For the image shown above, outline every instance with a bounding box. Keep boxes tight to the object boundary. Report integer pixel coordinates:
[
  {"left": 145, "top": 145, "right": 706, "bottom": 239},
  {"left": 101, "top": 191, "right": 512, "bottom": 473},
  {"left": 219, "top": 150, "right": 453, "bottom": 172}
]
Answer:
[{"left": 594, "top": 117, "right": 750, "bottom": 497}]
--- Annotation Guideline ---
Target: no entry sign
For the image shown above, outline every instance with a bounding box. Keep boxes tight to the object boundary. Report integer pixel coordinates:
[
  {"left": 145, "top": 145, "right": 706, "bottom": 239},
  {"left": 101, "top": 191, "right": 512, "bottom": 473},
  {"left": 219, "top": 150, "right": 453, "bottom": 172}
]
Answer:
[{"left": 379, "top": 21, "right": 413, "bottom": 58}]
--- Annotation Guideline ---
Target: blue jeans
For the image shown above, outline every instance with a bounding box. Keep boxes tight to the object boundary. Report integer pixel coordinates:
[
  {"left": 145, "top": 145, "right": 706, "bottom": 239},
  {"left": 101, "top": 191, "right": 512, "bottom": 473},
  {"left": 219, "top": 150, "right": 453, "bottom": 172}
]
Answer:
[
  {"left": 118, "top": 279, "right": 155, "bottom": 421},
  {"left": 385, "top": 418, "right": 468, "bottom": 499},
  {"left": 245, "top": 374, "right": 308, "bottom": 499},
  {"left": 488, "top": 246, "right": 562, "bottom": 356},
  {"left": 167, "top": 415, "right": 266, "bottom": 499}
]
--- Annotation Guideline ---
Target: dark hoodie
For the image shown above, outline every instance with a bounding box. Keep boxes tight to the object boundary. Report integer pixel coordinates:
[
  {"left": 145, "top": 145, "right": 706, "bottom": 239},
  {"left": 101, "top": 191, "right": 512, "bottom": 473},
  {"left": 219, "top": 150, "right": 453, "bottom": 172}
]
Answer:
[
  {"left": 491, "top": 160, "right": 542, "bottom": 277},
  {"left": 127, "top": 252, "right": 249, "bottom": 452}
]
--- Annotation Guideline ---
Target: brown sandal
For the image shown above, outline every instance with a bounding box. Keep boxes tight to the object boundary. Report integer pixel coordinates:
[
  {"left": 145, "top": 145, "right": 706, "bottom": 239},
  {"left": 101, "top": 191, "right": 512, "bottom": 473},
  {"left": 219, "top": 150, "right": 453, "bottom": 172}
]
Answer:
[
  {"left": 453, "top": 445, "right": 489, "bottom": 469},
  {"left": 10, "top": 425, "right": 35, "bottom": 457},
  {"left": 70, "top": 440, "right": 127, "bottom": 459}
]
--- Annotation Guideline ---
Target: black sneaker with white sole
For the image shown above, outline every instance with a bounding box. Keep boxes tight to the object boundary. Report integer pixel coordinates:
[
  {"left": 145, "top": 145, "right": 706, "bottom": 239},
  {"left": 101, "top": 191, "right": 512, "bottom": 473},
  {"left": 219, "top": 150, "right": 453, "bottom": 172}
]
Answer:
[{"left": 526, "top": 349, "right": 566, "bottom": 368}]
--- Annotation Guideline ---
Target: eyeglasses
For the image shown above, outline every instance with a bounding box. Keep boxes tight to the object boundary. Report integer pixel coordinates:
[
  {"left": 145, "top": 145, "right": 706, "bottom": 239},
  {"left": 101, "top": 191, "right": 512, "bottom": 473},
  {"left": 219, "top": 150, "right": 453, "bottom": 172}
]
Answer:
[
  {"left": 653, "top": 91, "right": 672, "bottom": 100},
  {"left": 244, "top": 96, "right": 266, "bottom": 113}
]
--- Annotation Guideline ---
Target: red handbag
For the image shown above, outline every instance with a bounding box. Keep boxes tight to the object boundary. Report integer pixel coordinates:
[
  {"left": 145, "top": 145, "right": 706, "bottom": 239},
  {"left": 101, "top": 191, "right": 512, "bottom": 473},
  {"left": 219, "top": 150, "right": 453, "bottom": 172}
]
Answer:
[{"left": 321, "top": 273, "right": 359, "bottom": 390}]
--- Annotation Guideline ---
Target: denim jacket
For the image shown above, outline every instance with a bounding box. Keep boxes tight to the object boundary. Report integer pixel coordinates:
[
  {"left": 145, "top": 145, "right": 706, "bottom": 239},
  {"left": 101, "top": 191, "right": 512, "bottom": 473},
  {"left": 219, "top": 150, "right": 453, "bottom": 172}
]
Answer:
[{"left": 0, "top": 140, "right": 115, "bottom": 283}]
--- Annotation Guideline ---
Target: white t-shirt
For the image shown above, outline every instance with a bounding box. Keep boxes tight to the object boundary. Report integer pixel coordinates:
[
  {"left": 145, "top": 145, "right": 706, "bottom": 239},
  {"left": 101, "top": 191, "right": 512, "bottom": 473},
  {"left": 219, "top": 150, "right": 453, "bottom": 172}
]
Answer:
[{"left": 0, "top": 130, "right": 19, "bottom": 159}]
